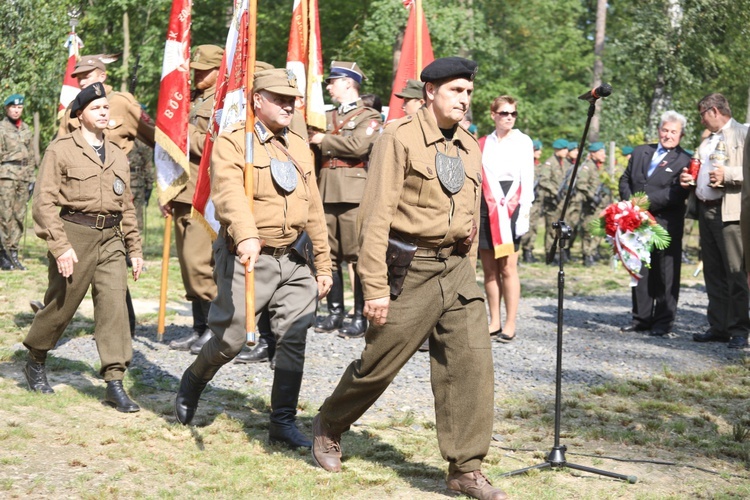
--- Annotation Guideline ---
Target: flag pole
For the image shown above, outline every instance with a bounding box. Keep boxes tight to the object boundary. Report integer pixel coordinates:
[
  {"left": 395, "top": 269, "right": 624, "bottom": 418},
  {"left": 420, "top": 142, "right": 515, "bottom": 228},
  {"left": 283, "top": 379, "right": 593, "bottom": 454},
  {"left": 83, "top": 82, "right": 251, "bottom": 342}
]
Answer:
[
  {"left": 244, "top": 0, "right": 258, "bottom": 346},
  {"left": 157, "top": 214, "right": 172, "bottom": 342},
  {"left": 415, "top": 0, "right": 423, "bottom": 72}
]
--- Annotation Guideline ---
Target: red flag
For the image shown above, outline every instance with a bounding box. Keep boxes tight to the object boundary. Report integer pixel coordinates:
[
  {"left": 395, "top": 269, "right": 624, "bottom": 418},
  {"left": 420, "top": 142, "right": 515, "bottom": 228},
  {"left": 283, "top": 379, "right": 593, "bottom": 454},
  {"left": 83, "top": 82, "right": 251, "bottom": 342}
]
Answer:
[
  {"left": 155, "top": 0, "right": 192, "bottom": 205},
  {"left": 286, "top": 0, "right": 326, "bottom": 131},
  {"left": 192, "top": 0, "right": 250, "bottom": 237},
  {"left": 58, "top": 32, "right": 83, "bottom": 119},
  {"left": 386, "top": 1, "right": 434, "bottom": 122}
]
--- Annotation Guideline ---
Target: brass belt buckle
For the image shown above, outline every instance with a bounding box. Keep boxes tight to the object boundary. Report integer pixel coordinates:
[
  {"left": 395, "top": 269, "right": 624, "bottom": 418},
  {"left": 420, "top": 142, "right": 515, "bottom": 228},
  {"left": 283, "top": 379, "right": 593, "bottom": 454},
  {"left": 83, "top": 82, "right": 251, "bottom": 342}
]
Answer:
[{"left": 95, "top": 214, "right": 106, "bottom": 229}]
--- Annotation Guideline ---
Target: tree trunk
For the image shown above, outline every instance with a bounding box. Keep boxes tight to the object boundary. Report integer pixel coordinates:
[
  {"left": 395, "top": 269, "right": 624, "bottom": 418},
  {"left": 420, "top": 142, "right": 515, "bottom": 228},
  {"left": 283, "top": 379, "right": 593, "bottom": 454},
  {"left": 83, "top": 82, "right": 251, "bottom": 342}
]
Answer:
[
  {"left": 746, "top": 84, "right": 750, "bottom": 124},
  {"left": 588, "top": 0, "right": 607, "bottom": 143},
  {"left": 647, "top": 68, "right": 671, "bottom": 141},
  {"left": 121, "top": 10, "right": 130, "bottom": 93}
]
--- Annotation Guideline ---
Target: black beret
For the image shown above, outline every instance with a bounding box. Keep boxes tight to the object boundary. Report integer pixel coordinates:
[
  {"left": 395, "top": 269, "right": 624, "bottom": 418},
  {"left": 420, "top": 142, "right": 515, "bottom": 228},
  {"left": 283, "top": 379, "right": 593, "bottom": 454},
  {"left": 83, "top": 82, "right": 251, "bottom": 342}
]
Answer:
[
  {"left": 70, "top": 83, "right": 107, "bottom": 117},
  {"left": 420, "top": 57, "right": 478, "bottom": 83}
]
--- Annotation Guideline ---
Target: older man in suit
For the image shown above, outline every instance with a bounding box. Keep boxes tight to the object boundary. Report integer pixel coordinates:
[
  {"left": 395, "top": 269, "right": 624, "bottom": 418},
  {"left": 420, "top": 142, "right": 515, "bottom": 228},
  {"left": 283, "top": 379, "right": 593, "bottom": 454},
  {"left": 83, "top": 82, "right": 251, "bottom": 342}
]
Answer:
[
  {"left": 681, "top": 93, "right": 749, "bottom": 349},
  {"left": 620, "top": 111, "right": 691, "bottom": 336}
]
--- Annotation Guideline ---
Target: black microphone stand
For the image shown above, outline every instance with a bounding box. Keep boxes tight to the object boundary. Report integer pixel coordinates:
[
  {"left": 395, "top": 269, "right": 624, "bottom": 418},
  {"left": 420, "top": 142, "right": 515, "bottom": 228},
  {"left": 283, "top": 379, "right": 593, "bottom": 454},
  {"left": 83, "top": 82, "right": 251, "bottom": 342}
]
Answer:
[{"left": 501, "top": 94, "right": 637, "bottom": 484}]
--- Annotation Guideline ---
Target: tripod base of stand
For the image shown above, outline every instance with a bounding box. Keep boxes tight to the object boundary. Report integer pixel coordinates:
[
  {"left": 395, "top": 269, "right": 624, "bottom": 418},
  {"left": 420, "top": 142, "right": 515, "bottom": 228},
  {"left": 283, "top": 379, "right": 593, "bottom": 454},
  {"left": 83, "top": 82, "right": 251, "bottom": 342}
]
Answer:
[{"left": 500, "top": 445, "right": 637, "bottom": 484}]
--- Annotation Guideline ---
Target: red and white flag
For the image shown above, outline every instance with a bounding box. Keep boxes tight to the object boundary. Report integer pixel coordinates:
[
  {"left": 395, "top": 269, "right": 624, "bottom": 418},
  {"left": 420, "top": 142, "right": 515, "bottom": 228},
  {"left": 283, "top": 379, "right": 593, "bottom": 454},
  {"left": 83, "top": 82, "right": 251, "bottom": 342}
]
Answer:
[
  {"left": 286, "top": 0, "right": 326, "bottom": 131},
  {"left": 58, "top": 31, "right": 83, "bottom": 119},
  {"left": 192, "top": 0, "right": 250, "bottom": 237},
  {"left": 386, "top": 0, "right": 434, "bottom": 122},
  {"left": 155, "top": 0, "right": 192, "bottom": 206}
]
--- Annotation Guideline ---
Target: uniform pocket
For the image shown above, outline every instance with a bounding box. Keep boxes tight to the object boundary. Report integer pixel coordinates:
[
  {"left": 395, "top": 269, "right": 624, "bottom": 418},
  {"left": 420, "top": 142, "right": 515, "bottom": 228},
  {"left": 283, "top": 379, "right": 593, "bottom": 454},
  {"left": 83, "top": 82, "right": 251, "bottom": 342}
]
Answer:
[
  {"left": 66, "top": 167, "right": 100, "bottom": 202},
  {"left": 404, "top": 159, "right": 437, "bottom": 207},
  {"left": 456, "top": 279, "right": 490, "bottom": 350}
]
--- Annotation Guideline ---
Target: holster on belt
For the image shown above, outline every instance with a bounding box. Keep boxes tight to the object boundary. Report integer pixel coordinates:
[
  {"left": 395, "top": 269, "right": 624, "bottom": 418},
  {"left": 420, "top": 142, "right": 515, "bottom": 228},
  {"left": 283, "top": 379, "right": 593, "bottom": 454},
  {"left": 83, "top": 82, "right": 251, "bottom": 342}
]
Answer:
[
  {"left": 290, "top": 231, "right": 316, "bottom": 273},
  {"left": 386, "top": 234, "right": 418, "bottom": 297},
  {"left": 455, "top": 219, "right": 477, "bottom": 256}
]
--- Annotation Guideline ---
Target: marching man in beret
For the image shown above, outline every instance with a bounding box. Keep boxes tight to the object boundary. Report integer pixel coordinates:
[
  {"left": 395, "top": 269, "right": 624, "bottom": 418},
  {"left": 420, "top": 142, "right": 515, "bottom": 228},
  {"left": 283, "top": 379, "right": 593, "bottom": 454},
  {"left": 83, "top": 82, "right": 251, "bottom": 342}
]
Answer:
[
  {"left": 22, "top": 83, "right": 143, "bottom": 412},
  {"left": 311, "top": 57, "right": 508, "bottom": 500}
]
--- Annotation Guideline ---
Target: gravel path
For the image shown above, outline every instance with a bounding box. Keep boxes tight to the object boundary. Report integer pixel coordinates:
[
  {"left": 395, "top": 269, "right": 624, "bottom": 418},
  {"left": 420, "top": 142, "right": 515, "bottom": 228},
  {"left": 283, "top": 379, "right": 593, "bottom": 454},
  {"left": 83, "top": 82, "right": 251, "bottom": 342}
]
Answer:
[{"left": 14, "top": 285, "right": 745, "bottom": 422}]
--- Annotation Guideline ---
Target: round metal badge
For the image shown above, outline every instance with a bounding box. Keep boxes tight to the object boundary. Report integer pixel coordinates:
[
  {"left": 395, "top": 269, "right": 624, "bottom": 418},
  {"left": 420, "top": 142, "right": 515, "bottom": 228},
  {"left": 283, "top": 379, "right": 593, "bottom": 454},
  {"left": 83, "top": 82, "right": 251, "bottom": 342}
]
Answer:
[{"left": 113, "top": 177, "right": 126, "bottom": 195}]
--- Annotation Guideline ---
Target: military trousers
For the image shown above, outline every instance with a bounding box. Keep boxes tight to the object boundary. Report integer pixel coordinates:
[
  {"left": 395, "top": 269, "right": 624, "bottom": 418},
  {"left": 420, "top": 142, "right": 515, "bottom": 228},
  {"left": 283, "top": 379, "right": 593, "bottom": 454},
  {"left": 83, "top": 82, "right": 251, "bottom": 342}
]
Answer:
[
  {"left": 0, "top": 178, "right": 30, "bottom": 250},
  {"left": 23, "top": 220, "right": 131, "bottom": 381},
  {"left": 173, "top": 202, "right": 217, "bottom": 303},
  {"left": 324, "top": 202, "right": 360, "bottom": 272},
  {"left": 520, "top": 197, "right": 541, "bottom": 252},
  {"left": 194, "top": 233, "right": 318, "bottom": 375},
  {"left": 319, "top": 254, "right": 494, "bottom": 474}
]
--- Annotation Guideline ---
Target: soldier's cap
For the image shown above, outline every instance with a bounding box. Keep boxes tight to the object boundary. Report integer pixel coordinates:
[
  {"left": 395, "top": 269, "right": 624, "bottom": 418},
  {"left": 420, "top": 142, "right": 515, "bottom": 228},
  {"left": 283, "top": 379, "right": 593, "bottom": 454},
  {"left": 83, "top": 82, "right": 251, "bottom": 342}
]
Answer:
[
  {"left": 70, "top": 82, "right": 107, "bottom": 117},
  {"left": 4, "top": 94, "right": 24, "bottom": 107},
  {"left": 588, "top": 141, "right": 605, "bottom": 152},
  {"left": 325, "top": 61, "right": 366, "bottom": 84},
  {"left": 190, "top": 45, "right": 224, "bottom": 70},
  {"left": 420, "top": 57, "right": 478, "bottom": 83},
  {"left": 552, "top": 138, "right": 569, "bottom": 150},
  {"left": 395, "top": 79, "right": 425, "bottom": 100},
  {"left": 255, "top": 61, "right": 274, "bottom": 72},
  {"left": 620, "top": 146, "right": 634, "bottom": 155},
  {"left": 532, "top": 139, "right": 543, "bottom": 151},
  {"left": 71, "top": 56, "right": 107, "bottom": 77},
  {"left": 567, "top": 141, "right": 578, "bottom": 150},
  {"left": 253, "top": 69, "right": 302, "bottom": 98}
]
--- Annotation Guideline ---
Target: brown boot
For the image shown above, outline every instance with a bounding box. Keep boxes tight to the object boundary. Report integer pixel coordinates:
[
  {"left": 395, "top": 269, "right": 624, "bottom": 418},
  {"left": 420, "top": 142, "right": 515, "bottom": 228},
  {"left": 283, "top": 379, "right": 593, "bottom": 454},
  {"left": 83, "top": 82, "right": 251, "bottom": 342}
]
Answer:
[
  {"left": 446, "top": 470, "right": 507, "bottom": 500},
  {"left": 311, "top": 414, "right": 342, "bottom": 472}
]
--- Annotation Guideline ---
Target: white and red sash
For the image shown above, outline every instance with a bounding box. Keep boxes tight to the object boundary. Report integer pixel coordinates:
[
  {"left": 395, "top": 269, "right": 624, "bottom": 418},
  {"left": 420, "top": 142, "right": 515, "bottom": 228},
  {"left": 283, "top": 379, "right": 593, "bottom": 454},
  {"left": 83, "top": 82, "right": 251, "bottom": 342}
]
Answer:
[{"left": 479, "top": 135, "right": 521, "bottom": 258}]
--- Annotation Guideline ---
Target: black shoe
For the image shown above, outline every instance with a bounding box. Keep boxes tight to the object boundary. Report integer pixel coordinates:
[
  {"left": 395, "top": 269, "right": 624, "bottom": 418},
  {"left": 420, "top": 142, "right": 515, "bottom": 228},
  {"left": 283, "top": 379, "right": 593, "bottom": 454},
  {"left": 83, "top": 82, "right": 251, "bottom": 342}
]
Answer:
[
  {"left": 338, "top": 318, "right": 367, "bottom": 339},
  {"left": 234, "top": 337, "right": 270, "bottom": 364},
  {"left": 649, "top": 329, "right": 669, "bottom": 337},
  {"left": 522, "top": 249, "right": 537, "bottom": 263},
  {"left": 268, "top": 369, "right": 312, "bottom": 449},
  {"left": 23, "top": 360, "right": 54, "bottom": 393},
  {"left": 693, "top": 330, "right": 729, "bottom": 343},
  {"left": 9, "top": 250, "right": 26, "bottom": 271},
  {"left": 174, "top": 368, "right": 209, "bottom": 425},
  {"left": 169, "top": 331, "right": 201, "bottom": 351},
  {"left": 103, "top": 380, "right": 140, "bottom": 412},
  {"left": 30, "top": 300, "right": 44, "bottom": 314},
  {"left": 0, "top": 249, "right": 14, "bottom": 271},
  {"left": 190, "top": 330, "right": 214, "bottom": 355},
  {"left": 621, "top": 324, "right": 649, "bottom": 333},
  {"left": 728, "top": 336, "right": 749, "bottom": 349},
  {"left": 314, "top": 313, "right": 345, "bottom": 333}
]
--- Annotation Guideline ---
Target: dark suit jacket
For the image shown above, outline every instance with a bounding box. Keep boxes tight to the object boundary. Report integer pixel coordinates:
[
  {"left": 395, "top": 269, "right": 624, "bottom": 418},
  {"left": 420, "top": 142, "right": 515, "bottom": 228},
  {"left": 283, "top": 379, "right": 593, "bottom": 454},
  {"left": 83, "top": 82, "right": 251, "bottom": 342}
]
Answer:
[{"left": 618, "top": 143, "right": 691, "bottom": 235}]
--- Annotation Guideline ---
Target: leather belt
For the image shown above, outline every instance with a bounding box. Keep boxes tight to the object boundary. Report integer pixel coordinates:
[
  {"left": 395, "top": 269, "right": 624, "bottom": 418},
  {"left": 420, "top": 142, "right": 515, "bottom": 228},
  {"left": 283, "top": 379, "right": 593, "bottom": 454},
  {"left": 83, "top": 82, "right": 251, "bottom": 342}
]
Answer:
[
  {"left": 414, "top": 244, "right": 457, "bottom": 260},
  {"left": 260, "top": 245, "right": 292, "bottom": 258},
  {"left": 60, "top": 210, "right": 122, "bottom": 229},
  {"left": 699, "top": 198, "right": 722, "bottom": 207},
  {"left": 321, "top": 157, "right": 366, "bottom": 169}
]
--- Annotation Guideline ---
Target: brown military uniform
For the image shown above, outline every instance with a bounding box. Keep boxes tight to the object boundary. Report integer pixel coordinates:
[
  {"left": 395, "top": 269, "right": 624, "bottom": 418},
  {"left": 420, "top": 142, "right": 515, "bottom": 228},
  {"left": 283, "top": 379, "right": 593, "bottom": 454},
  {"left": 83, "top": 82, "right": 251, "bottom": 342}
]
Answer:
[
  {"left": 192, "top": 120, "right": 330, "bottom": 373},
  {"left": 23, "top": 129, "right": 141, "bottom": 381},
  {"left": 318, "top": 107, "right": 493, "bottom": 474},
  {"left": 58, "top": 85, "right": 155, "bottom": 155},
  {"left": 0, "top": 115, "right": 36, "bottom": 252}
]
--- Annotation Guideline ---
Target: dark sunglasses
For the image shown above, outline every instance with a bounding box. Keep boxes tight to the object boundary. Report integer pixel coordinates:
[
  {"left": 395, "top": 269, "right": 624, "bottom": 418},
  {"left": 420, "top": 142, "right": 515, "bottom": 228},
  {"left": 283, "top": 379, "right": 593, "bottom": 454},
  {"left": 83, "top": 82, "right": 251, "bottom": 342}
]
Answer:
[{"left": 495, "top": 110, "right": 518, "bottom": 117}]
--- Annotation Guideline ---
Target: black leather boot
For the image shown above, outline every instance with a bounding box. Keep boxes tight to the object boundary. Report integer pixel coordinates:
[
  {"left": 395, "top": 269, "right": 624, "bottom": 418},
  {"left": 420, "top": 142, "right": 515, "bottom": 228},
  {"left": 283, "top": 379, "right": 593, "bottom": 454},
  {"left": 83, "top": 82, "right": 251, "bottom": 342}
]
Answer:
[
  {"left": 338, "top": 270, "right": 367, "bottom": 339},
  {"left": 522, "top": 249, "right": 536, "bottom": 263},
  {"left": 9, "top": 250, "right": 25, "bottom": 271},
  {"left": 174, "top": 357, "right": 224, "bottom": 425},
  {"left": 190, "top": 329, "right": 214, "bottom": 354},
  {"left": 268, "top": 368, "right": 312, "bottom": 449},
  {"left": 169, "top": 330, "right": 201, "bottom": 350},
  {"left": 126, "top": 287, "right": 136, "bottom": 337},
  {"left": 0, "top": 249, "right": 15, "bottom": 271},
  {"left": 23, "top": 359, "right": 54, "bottom": 393},
  {"left": 235, "top": 336, "right": 271, "bottom": 364},
  {"left": 103, "top": 380, "right": 140, "bottom": 412},
  {"left": 314, "top": 269, "right": 345, "bottom": 333}
]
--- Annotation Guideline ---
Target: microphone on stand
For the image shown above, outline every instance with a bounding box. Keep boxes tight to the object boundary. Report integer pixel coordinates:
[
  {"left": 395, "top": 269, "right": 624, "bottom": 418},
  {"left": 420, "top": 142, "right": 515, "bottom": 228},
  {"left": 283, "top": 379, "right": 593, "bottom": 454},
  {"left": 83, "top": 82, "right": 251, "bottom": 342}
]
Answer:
[{"left": 578, "top": 83, "right": 612, "bottom": 102}]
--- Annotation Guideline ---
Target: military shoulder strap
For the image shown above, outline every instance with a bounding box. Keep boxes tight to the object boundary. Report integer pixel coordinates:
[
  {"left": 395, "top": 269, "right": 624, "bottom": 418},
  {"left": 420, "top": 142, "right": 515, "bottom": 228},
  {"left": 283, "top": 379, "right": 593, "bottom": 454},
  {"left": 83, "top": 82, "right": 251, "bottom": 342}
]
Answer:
[{"left": 330, "top": 108, "right": 369, "bottom": 135}]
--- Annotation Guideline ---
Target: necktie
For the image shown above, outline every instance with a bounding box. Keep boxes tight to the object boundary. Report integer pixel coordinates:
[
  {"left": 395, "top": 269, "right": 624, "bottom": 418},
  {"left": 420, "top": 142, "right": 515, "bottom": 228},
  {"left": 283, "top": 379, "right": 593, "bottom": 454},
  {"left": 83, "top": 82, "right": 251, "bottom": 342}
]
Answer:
[{"left": 648, "top": 146, "right": 668, "bottom": 177}]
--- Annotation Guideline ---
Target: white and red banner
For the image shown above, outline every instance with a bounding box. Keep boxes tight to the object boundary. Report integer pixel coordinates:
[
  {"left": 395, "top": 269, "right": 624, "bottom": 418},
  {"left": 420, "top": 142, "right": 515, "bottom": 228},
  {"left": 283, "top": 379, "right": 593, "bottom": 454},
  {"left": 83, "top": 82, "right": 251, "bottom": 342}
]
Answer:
[
  {"left": 58, "top": 31, "right": 83, "bottom": 119},
  {"left": 192, "top": 0, "right": 250, "bottom": 236},
  {"left": 386, "top": 0, "right": 434, "bottom": 122},
  {"left": 155, "top": 0, "right": 192, "bottom": 205},
  {"left": 286, "top": 0, "right": 326, "bottom": 131}
]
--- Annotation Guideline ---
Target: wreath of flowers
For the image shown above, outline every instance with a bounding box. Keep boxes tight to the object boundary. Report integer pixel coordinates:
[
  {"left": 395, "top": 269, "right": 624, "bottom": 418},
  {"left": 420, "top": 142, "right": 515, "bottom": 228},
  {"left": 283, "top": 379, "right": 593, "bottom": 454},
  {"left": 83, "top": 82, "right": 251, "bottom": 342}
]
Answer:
[{"left": 589, "top": 192, "right": 671, "bottom": 281}]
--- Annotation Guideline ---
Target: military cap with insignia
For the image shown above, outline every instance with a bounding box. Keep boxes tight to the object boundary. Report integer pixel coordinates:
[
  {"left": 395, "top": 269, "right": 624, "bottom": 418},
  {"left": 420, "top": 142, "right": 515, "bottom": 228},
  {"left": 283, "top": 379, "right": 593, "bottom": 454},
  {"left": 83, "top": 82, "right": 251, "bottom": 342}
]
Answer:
[
  {"left": 71, "top": 55, "right": 107, "bottom": 77},
  {"left": 325, "top": 61, "right": 366, "bottom": 84},
  {"left": 420, "top": 57, "right": 478, "bottom": 83},
  {"left": 70, "top": 82, "right": 107, "bottom": 117},
  {"left": 190, "top": 45, "right": 224, "bottom": 70},
  {"left": 532, "top": 139, "right": 543, "bottom": 151},
  {"left": 588, "top": 141, "right": 604, "bottom": 152},
  {"left": 620, "top": 146, "right": 634, "bottom": 156},
  {"left": 4, "top": 94, "right": 24, "bottom": 107},
  {"left": 395, "top": 79, "right": 425, "bottom": 100},
  {"left": 552, "top": 138, "right": 569, "bottom": 150},
  {"left": 253, "top": 69, "right": 303, "bottom": 97}
]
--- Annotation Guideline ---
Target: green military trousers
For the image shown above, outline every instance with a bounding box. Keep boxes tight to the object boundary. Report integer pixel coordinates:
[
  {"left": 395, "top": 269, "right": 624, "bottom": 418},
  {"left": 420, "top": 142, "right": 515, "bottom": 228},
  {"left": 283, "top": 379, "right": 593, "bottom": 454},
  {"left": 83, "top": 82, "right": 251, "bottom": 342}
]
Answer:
[
  {"left": 23, "top": 220, "right": 131, "bottom": 381},
  {"left": 319, "top": 254, "right": 494, "bottom": 474}
]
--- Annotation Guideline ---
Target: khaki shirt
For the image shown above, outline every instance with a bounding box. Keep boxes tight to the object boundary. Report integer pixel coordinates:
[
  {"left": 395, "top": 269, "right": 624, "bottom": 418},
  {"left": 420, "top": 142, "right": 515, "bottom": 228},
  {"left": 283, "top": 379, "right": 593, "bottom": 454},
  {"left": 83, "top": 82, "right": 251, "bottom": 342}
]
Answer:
[
  {"left": 58, "top": 85, "right": 155, "bottom": 155},
  {"left": 576, "top": 158, "right": 601, "bottom": 206},
  {"left": 357, "top": 107, "right": 482, "bottom": 300},
  {"left": 316, "top": 100, "right": 382, "bottom": 204},
  {"left": 32, "top": 129, "right": 141, "bottom": 259},
  {"left": 537, "top": 154, "right": 565, "bottom": 210},
  {"left": 210, "top": 120, "right": 331, "bottom": 277},
  {"left": 0, "top": 116, "right": 36, "bottom": 181}
]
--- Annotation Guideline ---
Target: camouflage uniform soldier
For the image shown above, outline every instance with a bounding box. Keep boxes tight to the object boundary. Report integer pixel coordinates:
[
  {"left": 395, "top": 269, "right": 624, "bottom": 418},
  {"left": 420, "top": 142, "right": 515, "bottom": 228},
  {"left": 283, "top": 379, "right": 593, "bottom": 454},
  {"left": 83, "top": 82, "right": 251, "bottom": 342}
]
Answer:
[
  {"left": 536, "top": 138, "right": 568, "bottom": 259},
  {"left": 520, "top": 139, "right": 543, "bottom": 262},
  {"left": 576, "top": 142, "right": 606, "bottom": 266},
  {"left": 127, "top": 138, "right": 155, "bottom": 231},
  {"left": 0, "top": 94, "right": 36, "bottom": 271}
]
